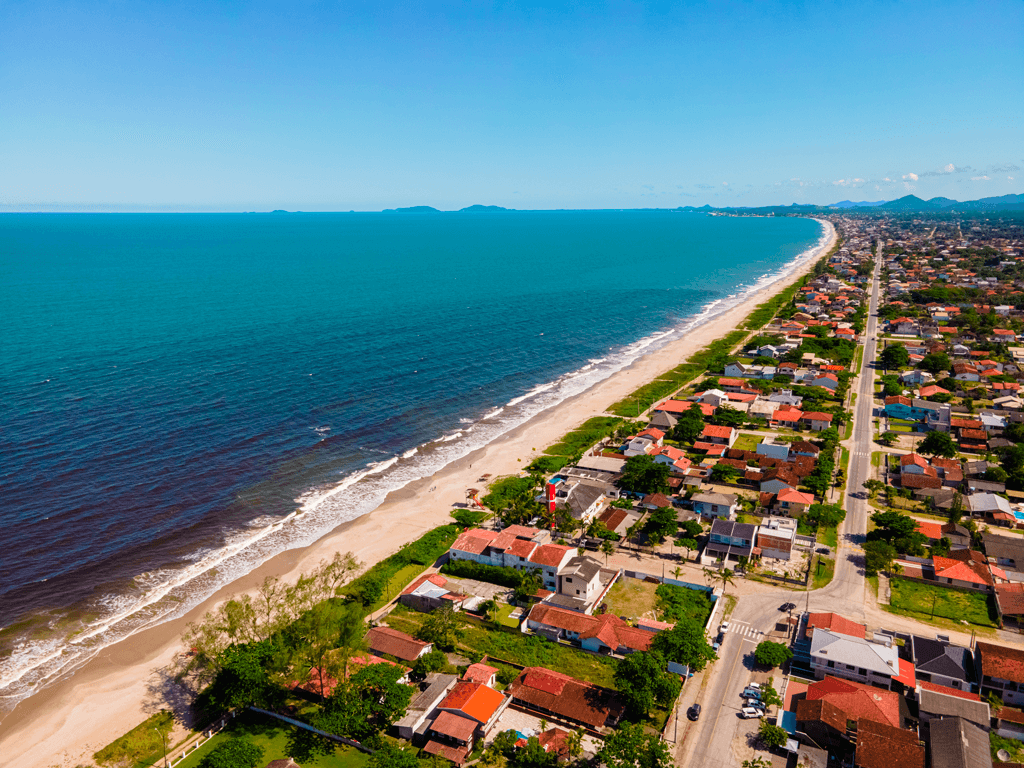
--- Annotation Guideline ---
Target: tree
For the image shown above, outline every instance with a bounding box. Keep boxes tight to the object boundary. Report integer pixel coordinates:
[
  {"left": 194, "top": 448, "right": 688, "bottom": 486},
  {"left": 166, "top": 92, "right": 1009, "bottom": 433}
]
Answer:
[
  {"left": 417, "top": 602, "right": 463, "bottom": 651},
  {"left": 510, "top": 736, "right": 559, "bottom": 768},
  {"left": 805, "top": 503, "right": 846, "bottom": 528},
  {"left": 317, "top": 661, "right": 413, "bottom": 741},
  {"left": 757, "top": 720, "right": 788, "bottom": 748},
  {"left": 670, "top": 403, "right": 705, "bottom": 444},
  {"left": 710, "top": 463, "right": 741, "bottom": 483},
  {"left": 644, "top": 506, "right": 678, "bottom": 544},
  {"left": 598, "top": 722, "right": 672, "bottom": 768},
  {"left": 754, "top": 640, "right": 793, "bottom": 669},
  {"left": 619, "top": 454, "right": 670, "bottom": 494},
  {"left": 742, "top": 759, "right": 771, "bottom": 768},
  {"left": 412, "top": 648, "right": 449, "bottom": 677},
  {"left": 919, "top": 431, "right": 957, "bottom": 458},
  {"left": 613, "top": 651, "right": 681, "bottom": 717},
  {"left": 513, "top": 570, "right": 543, "bottom": 605},
  {"left": 759, "top": 678, "right": 783, "bottom": 710},
  {"left": 679, "top": 519, "right": 703, "bottom": 539},
  {"left": 368, "top": 741, "right": 419, "bottom": 768},
  {"left": 863, "top": 540, "right": 897, "bottom": 577},
  {"left": 199, "top": 739, "right": 264, "bottom": 768},
  {"left": 870, "top": 510, "right": 926, "bottom": 554},
  {"left": 880, "top": 343, "right": 909, "bottom": 369},
  {"left": 711, "top": 405, "right": 746, "bottom": 428},
  {"left": 718, "top": 568, "right": 737, "bottom": 595},
  {"left": 919, "top": 352, "right": 951, "bottom": 374},
  {"left": 650, "top": 618, "right": 717, "bottom": 672},
  {"left": 949, "top": 491, "right": 964, "bottom": 524},
  {"left": 877, "top": 431, "right": 899, "bottom": 446},
  {"left": 985, "top": 466, "right": 1009, "bottom": 482},
  {"left": 601, "top": 539, "right": 615, "bottom": 565},
  {"left": 676, "top": 537, "right": 699, "bottom": 562},
  {"left": 204, "top": 641, "right": 280, "bottom": 712},
  {"left": 863, "top": 479, "right": 885, "bottom": 499}
]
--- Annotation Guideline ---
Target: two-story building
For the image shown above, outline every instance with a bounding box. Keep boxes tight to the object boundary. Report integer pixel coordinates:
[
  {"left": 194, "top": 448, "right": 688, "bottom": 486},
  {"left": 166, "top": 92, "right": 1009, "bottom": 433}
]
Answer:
[
  {"left": 704, "top": 519, "right": 757, "bottom": 563},
  {"left": 976, "top": 641, "right": 1024, "bottom": 707},
  {"left": 757, "top": 517, "right": 796, "bottom": 560},
  {"left": 810, "top": 628, "right": 916, "bottom": 691},
  {"left": 691, "top": 491, "right": 738, "bottom": 520},
  {"left": 909, "top": 635, "right": 977, "bottom": 693}
]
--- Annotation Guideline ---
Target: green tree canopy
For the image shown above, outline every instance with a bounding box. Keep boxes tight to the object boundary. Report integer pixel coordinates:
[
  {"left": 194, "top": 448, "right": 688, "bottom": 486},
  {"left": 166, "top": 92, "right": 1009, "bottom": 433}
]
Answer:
[
  {"left": 598, "top": 722, "right": 673, "bottom": 768},
  {"left": 368, "top": 741, "right": 420, "bottom": 768},
  {"left": 417, "top": 602, "right": 463, "bottom": 651},
  {"left": 804, "top": 503, "right": 846, "bottom": 529},
  {"left": 670, "top": 403, "right": 706, "bottom": 444},
  {"left": 710, "top": 463, "right": 741, "bottom": 483},
  {"left": 863, "top": 540, "right": 897, "bottom": 576},
  {"left": 199, "top": 739, "right": 264, "bottom": 768},
  {"left": 754, "top": 640, "right": 793, "bottom": 668},
  {"left": 758, "top": 720, "right": 788, "bottom": 748},
  {"left": 710, "top": 406, "right": 745, "bottom": 428},
  {"left": 879, "top": 343, "right": 909, "bottom": 369},
  {"left": 919, "top": 431, "right": 957, "bottom": 458},
  {"left": 650, "top": 618, "right": 717, "bottom": 672},
  {"left": 644, "top": 506, "right": 678, "bottom": 544},
  {"left": 613, "top": 651, "right": 681, "bottom": 717},
  {"left": 619, "top": 455, "right": 669, "bottom": 495},
  {"left": 919, "top": 352, "right": 951, "bottom": 374}
]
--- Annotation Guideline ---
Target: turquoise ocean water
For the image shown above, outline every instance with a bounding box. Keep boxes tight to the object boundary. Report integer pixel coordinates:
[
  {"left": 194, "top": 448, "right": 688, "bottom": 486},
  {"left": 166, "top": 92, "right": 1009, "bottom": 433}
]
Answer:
[{"left": 0, "top": 210, "right": 825, "bottom": 710}]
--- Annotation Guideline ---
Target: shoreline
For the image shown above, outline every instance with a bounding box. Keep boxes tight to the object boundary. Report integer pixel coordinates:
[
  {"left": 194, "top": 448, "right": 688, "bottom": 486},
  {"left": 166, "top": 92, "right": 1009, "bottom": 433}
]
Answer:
[{"left": 0, "top": 219, "right": 836, "bottom": 767}]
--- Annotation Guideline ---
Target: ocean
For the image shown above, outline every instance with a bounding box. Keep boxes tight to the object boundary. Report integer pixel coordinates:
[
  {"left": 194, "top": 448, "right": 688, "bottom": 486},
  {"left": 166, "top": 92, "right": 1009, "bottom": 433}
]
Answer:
[{"left": 0, "top": 210, "right": 825, "bottom": 710}]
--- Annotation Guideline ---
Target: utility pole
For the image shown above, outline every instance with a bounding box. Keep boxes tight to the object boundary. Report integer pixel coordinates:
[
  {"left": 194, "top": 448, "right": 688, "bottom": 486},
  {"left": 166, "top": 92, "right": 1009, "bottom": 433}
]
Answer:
[{"left": 153, "top": 726, "right": 169, "bottom": 768}]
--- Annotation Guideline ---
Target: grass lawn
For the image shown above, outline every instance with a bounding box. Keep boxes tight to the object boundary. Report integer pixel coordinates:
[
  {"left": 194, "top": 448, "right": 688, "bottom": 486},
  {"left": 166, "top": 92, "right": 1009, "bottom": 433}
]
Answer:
[
  {"left": 844, "top": 419, "right": 854, "bottom": 440},
  {"left": 603, "top": 578, "right": 659, "bottom": 618},
  {"left": 385, "top": 605, "right": 619, "bottom": 689},
  {"left": 817, "top": 526, "right": 838, "bottom": 549},
  {"left": 812, "top": 556, "right": 835, "bottom": 589},
  {"left": 888, "top": 578, "right": 997, "bottom": 628},
  {"left": 172, "top": 712, "right": 369, "bottom": 768},
  {"left": 732, "top": 433, "right": 761, "bottom": 452},
  {"left": 871, "top": 451, "right": 882, "bottom": 468},
  {"left": 838, "top": 448, "right": 850, "bottom": 490},
  {"left": 496, "top": 602, "right": 520, "bottom": 628}
]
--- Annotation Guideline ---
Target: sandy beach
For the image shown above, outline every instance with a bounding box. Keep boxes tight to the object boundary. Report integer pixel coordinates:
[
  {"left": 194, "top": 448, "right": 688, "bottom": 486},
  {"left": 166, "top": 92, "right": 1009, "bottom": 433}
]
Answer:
[{"left": 0, "top": 221, "right": 836, "bottom": 767}]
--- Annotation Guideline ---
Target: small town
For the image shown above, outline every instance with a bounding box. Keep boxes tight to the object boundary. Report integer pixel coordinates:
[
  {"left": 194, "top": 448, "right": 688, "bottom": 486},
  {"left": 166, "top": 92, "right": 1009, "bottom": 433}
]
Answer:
[{"left": 88, "top": 209, "right": 1024, "bottom": 768}]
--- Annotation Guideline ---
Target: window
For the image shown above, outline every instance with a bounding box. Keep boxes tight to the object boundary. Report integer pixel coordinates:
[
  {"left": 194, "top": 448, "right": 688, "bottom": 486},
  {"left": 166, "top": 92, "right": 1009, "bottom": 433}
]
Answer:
[
  {"left": 858, "top": 668, "right": 867, "bottom": 676},
  {"left": 827, "top": 660, "right": 835, "bottom": 668}
]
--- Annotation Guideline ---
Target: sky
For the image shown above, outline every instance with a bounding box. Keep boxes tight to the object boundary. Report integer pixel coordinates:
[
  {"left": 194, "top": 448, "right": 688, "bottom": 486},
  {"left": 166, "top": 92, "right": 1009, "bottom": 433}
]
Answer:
[{"left": 1, "top": 0, "right": 1022, "bottom": 211}]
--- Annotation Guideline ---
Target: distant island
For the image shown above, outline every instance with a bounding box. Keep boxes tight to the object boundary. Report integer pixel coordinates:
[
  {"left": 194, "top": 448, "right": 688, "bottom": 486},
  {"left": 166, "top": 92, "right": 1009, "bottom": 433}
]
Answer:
[
  {"left": 381, "top": 204, "right": 514, "bottom": 213},
  {"left": 382, "top": 206, "right": 442, "bottom": 213},
  {"left": 458, "top": 204, "right": 512, "bottom": 212}
]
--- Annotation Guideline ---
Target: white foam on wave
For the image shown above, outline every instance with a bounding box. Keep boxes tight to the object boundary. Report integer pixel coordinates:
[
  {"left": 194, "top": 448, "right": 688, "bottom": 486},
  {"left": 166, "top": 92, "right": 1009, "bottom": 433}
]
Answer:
[{"left": 0, "top": 218, "right": 835, "bottom": 712}]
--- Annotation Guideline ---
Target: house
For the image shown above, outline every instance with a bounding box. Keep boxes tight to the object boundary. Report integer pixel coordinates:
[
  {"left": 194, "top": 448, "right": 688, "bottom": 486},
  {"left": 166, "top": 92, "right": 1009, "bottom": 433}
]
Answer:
[
  {"left": 463, "top": 663, "right": 498, "bottom": 687},
  {"left": 983, "top": 531, "right": 1024, "bottom": 572},
  {"left": 697, "top": 388, "right": 730, "bottom": 407},
  {"left": 975, "top": 641, "right": 1024, "bottom": 707},
  {"left": 700, "top": 424, "right": 737, "bottom": 447},
  {"left": 425, "top": 681, "right": 510, "bottom": 765},
  {"left": 396, "top": 673, "right": 459, "bottom": 739},
  {"left": 801, "top": 411, "right": 834, "bottom": 432},
  {"left": 507, "top": 667, "right": 624, "bottom": 730},
  {"left": 526, "top": 604, "right": 657, "bottom": 655},
  {"left": 760, "top": 467, "right": 800, "bottom": 494},
  {"left": 809, "top": 628, "right": 915, "bottom": 690},
  {"left": 757, "top": 517, "right": 796, "bottom": 560},
  {"left": 448, "top": 527, "right": 574, "bottom": 592},
  {"left": 624, "top": 428, "right": 662, "bottom": 457},
  {"left": 691, "top": 491, "right": 738, "bottom": 519},
  {"left": 932, "top": 550, "right": 1002, "bottom": 592},
  {"left": 652, "top": 444, "right": 692, "bottom": 474},
  {"left": 927, "top": 716, "right": 992, "bottom": 768},
  {"left": 910, "top": 635, "right": 977, "bottom": 692},
  {"left": 756, "top": 436, "right": 790, "bottom": 462},
  {"left": 771, "top": 407, "right": 803, "bottom": 429},
  {"left": 705, "top": 519, "right": 757, "bottom": 563},
  {"left": 557, "top": 482, "right": 605, "bottom": 523},
  {"left": 914, "top": 520, "right": 971, "bottom": 550},
  {"left": 953, "top": 363, "right": 980, "bottom": 382},
  {"left": 366, "top": 626, "right": 433, "bottom": 662},
  {"left": 549, "top": 555, "right": 609, "bottom": 612},
  {"left": 994, "top": 583, "right": 1024, "bottom": 630},
  {"left": 791, "top": 440, "right": 821, "bottom": 458},
  {"left": 805, "top": 612, "right": 866, "bottom": 640},
  {"left": 400, "top": 573, "right": 469, "bottom": 613},
  {"left": 885, "top": 396, "right": 935, "bottom": 422},
  {"left": 775, "top": 487, "right": 815, "bottom": 517},
  {"left": 967, "top": 492, "right": 1013, "bottom": 522},
  {"left": 890, "top": 318, "right": 921, "bottom": 335},
  {"left": 916, "top": 683, "right": 989, "bottom": 730},
  {"left": 900, "top": 369, "right": 935, "bottom": 386},
  {"left": 795, "top": 677, "right": 907, "bottom": 758},
  {"left": 769, "top": 389, "right": 803, "bottom": 407},
  {"left": 811, "top": 373, "right": 840, "bottom": 390},
  {"left": 854, "top": 719, "right": 925, "bottom": 768}
]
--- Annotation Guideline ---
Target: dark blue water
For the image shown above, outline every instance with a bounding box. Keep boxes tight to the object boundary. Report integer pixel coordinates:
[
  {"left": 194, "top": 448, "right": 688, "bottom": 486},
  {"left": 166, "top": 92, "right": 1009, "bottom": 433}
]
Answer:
[{"left": 0, "top": 210, "right": 824, "bottom": 706}]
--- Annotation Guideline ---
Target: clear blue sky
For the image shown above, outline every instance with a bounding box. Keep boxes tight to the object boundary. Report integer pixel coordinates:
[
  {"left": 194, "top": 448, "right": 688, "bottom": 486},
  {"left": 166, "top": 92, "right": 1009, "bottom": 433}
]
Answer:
[{"left": 2, "top": 1, "right": 1021, "bottom": 210}]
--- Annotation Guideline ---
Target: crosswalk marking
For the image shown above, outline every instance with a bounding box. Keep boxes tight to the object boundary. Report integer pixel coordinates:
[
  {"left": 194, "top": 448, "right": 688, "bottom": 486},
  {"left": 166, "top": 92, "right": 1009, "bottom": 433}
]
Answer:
[{"left": 724, "top": 622, "right": 764, "bottom": 638}]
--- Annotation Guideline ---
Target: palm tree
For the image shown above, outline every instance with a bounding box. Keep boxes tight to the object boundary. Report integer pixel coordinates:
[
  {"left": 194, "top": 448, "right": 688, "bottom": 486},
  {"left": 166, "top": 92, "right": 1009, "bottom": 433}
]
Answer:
[
  {"left": 702, "top": 567, "right": 717, "bottom": 588},
  {"left": 601, "top": 539, "right": 615, "bottom": 566},
  {"left": 672, "top": 566, "right": 683, "bottom": 581},
  {"left": 719, "top": 568, "right": 736, "bottom": 596}
]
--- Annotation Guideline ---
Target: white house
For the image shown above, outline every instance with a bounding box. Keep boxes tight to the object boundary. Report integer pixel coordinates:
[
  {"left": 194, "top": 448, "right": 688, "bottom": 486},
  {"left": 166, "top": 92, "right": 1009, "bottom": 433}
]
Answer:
[{"left": 809, "top": 628, "right": 910, "bottom": 690}]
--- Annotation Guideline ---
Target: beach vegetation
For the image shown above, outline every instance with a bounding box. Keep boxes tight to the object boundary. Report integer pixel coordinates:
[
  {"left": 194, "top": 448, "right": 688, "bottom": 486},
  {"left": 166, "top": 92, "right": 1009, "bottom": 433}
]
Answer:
[
  {"left": 542, "top": 416, "right": 625, "bottom": 459},
  {"left": 312, "top": 662, "right": 412, "bottom": 742},
  {"left": 526, "top": 455, "right": 568, "bottom": 473},
  {"left": 451, "top": 508, "right": 488, "bottom": 528},
  {"left": 654, "top": 583, "right": 713, "bottom": 625},
  {"left": 93, "top": 710, "right": 174, "bottom": 767},
  {"left": 482, "top": 476, "right": 544, "bottom": 525},
  {"left": 416, "top": 602, "right": 463, "bottom": 651},
  {"left": 440, "top": 559, "right": 524, "bottom": 588}
]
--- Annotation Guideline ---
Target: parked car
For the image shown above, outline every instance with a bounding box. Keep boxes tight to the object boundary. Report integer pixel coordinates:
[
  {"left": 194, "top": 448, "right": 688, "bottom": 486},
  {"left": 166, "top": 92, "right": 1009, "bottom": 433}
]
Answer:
[
  {"left": 745, "top": 698, "right": 764, "bottom": 708},
  {"left": 712, "top": 641, "right": 720, "bottom": 652},
  {"left": 746, "top": 681, "right": 761, "bottom": 690},
  {"left": 719, "top": 622, "right": 730, "bottom": 634},
  {"left": 687, "top": 704, "right": 701, "bottom": 721},
  {"left": 742, "top": 687, "right": 762, "bottom": 700},
  {"left": 740, "top": 707, "right": 764, "bottom": 719}
]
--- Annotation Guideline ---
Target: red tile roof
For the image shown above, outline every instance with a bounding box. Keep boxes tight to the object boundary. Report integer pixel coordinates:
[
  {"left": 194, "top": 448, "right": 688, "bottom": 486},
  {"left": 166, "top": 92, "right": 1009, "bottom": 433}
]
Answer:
[
  {"left": 806, "top": 612, "right": 865, "bottom": 639},
  {"left": 916, "top": 680, "right": 981, "bottom": 701},
  {"left": 995, "top": 583, "right": 1024, "bottom": 616},
  {"left": 452, "top": 528, "right": 498, "bottom": 555},
  {"left": 529, "top": 543, "right": 573, "bottom": 568},
  {"left": 933, "top": 553, "right": 994, "bottom": 587},
  {"left": 402, "top": 573, "right": 450, "bottom": 595},
  {"left": 366, "top": 626, "right": 431, "bottom": 661},
  {"left": 431, "top": 710, "right": 479, "bottom": 741},
  {"left": 804, "top": 676, "right": 902, "bottom": 728},
  {"left": 854, "top": 719, "right": 925, "bottom": 768},
  {"left": 977, "top": 641, "right": 1024, "bottom": 685},
  {"left": 701, "top": 424, "right": 734, "bottom": 439},
  {"left": 801, "top": 411, "right": 834, "bottom": 422},
  {"left": 463, "top": 663, "right": 498, "bottom": 684},
  {"left": 509, "top": 667, "right": 623, "bottom": 729},
  {"left": 440, "top": 681, "right": 506, "bottom": 724}
]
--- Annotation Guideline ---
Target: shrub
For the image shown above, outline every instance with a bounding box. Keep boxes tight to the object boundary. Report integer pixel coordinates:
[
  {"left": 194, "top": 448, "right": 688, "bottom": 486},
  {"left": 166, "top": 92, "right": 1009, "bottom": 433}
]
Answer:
[{"left": 200, "top": 738, "right": 264, "bottom": 768}]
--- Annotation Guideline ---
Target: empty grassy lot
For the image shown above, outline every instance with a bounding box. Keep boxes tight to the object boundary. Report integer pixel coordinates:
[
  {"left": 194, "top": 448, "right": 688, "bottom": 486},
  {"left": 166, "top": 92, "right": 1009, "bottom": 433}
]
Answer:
[
  {"left": 888, "top": 578, "right": 997, "bottom": 628},
  {"left": 602, "top": 578, "right": 659, "bottom": 618}
]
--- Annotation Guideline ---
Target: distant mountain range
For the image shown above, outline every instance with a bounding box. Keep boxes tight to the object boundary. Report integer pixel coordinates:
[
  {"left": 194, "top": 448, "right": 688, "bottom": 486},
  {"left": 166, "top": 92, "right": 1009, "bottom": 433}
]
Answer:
[
  {"left": 828, "top": 200, "right": 887, "bottom": 208},
  {"left": 382, "top": 204, "right": 513, "bottom": 213},
  {"left": 677, "top": 192, "right": 1024, "bottom": 215}
]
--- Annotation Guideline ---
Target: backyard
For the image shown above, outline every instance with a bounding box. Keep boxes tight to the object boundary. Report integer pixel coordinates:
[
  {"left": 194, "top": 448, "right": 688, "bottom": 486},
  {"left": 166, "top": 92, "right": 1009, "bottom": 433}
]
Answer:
[
  {"left": 887, "top": 578, "right": 997, "bottom": 628},
  {"left": 170, "top": 711, "right": 370, "bottom": 768},
  {"left": 602, "top": 578, "right": 658, "bottom": 619}
]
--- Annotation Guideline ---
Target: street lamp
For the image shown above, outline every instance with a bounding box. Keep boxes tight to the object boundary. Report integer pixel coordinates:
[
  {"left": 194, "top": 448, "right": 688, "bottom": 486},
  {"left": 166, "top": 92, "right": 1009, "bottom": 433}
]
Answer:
[{"left": 152, "top": 726, "right": 169, "bottom": 768}]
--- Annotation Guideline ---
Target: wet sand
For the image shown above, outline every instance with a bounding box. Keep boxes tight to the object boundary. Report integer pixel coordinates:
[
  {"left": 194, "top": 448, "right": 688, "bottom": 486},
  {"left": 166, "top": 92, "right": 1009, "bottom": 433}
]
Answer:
[{"left": 0, "top": 221, "right": 836, "bottom": 767}]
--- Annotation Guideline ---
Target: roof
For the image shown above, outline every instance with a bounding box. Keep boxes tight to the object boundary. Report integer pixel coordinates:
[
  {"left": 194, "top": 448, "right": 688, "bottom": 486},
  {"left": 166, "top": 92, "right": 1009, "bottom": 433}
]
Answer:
[
  {"left": 422, "top": 740, "right": 470, "bottom": 764},
  {"left": 773, "top": 408, "right": 803, "bottom": 421},
  {"left": 803, "top": 675, "right": 902, "bottom": 728},
  {"left": 933, "top": 552, "right": 994, "bottom": 587},
  {"left": 977, "top": 641, "right": 1024, "bottom": 684},
  {"left": 431, "top": 710, "right": 479, "bottom": 741},
  {"left": 528, "top": 604, "right": 653, "bottom": 652},
  {"left": 692, "top": 491, "right": 738, "bottom": 506},
  {"left": 791, "top": 440, "right": 821, "bottom": 454},
  {"left": 854, "top": 718, "right": 924, "bottom": 768},
  {"left": 451, "top": 528, "right": 498, "bottom": 555},
  {"left": 802, "top": 411, "right": 834, "bottom": 422},
  {"left": 811, "top": 629, "right": 900, "bottom": 678},
  {"left": 806, "top": 612, "right": 865, "bottom": 639},
  {"left": 777, "top": 487, "right": 815, "bottom": 505},
  {"left": 509, "top": 667, "right": 623, "bottom": 729},
  {"left": 917, "top": 685, "right": 989, "bottom": 728},
  {"left": 901, "top": 452, "right": 931, "bottom": 468},
  {"left": 701, "top": 424, "right": 735, "bottom": 439},
  {"left": 529, "top": 543, "right": 574, "bottom": 568},
  {"left": 439, "top": 681, "right": 506, "bottom": 724},
  {"left": 709, "top": 518, "right": 757, "bottom": 539},
  {"left": 366, "top": 626, "right": 430, "bottom": 662},
  {"left": 912, "top": 636, "right": 975, "bottom": 682},
  {"left": 984, "top": 531, "right": 1024, "bottom": 564},
  {"left": 996, "top": 583, "right": 1024, "bottom": 616},
  {"left": 463, "top": 663, "right": 498, "bottom": 684},
  {"left": 929, "top": 717, "right": 991, "bottom": 768}
]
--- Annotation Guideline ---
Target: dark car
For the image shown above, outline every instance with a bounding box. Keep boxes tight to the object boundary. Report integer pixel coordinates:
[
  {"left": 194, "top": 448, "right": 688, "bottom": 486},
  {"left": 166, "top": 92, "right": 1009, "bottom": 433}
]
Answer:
[{"left": 687, "top": 704, "right": 701, "bottom": 721}]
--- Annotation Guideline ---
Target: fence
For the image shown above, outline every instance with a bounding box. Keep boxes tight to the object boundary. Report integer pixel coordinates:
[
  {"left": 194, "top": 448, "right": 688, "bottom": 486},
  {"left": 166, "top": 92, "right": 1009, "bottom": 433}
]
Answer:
[
  {"left": 164, "top": 710, "right": 239, "bottom": 767},
  {"left": 248, "top": 707, "right": 373, "bottom": 753}
]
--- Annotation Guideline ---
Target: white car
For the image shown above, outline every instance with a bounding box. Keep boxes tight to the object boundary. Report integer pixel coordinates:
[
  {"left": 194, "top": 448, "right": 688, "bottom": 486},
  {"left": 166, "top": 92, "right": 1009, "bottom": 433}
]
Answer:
[
  {"left": 719, "top": 622, "right": 730, "bottom": 633},
  {"left": 746, "top": 681, "right": 761, "bottom": 691},
  {"left": 740, "top": 706, "right": 765, "bottom": 719}
]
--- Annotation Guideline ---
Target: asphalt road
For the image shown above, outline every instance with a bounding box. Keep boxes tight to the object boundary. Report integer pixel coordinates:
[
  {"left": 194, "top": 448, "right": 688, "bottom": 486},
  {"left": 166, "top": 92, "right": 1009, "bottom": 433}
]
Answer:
[{"left": 680, "top": 246, "right": 883, "bottom": 768}]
